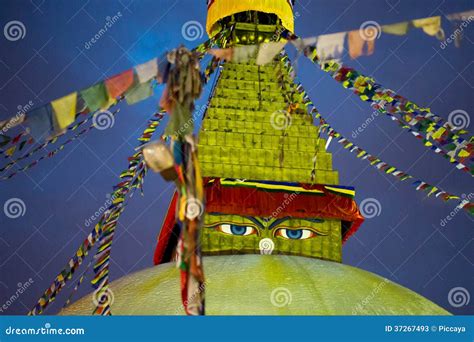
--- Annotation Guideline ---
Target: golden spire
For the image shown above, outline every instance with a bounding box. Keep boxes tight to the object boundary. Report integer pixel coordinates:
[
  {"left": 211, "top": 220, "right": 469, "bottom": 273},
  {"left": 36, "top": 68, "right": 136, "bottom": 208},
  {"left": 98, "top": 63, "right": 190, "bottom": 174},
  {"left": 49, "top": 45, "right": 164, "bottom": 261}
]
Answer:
[{"left": 206, "top": 0, "right": 295, "bottom": 36}]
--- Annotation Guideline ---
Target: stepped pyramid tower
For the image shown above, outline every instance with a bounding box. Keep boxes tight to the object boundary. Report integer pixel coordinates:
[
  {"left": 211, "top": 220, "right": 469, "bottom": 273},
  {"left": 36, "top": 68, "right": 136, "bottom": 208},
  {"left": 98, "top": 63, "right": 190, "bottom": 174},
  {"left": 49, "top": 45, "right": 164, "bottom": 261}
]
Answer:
[
  {"left": 62, "top": 0, "right": 449, "bottom": 315},
  {"left": 194, "top": 0, "right": 363, "bottom": 262},
  {"left": 152, "top": 0, "right": 364, "bottom": 265}
]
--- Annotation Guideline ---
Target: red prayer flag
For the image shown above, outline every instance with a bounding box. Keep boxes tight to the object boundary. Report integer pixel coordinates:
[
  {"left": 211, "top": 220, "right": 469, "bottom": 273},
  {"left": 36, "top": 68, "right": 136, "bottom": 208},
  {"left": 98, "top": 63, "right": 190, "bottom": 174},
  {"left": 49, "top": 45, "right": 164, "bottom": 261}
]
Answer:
[
  {"left": 105, "top": 69, "right": 134, "bottom": 99},
  {"left": 12, "top": 133, "right": 23, "bottom": 144}
]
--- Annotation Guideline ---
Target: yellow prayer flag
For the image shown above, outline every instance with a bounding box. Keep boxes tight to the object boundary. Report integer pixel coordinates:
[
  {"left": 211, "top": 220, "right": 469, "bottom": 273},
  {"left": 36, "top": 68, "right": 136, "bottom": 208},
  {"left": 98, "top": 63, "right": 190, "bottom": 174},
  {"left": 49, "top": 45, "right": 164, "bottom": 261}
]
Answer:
[
  {"left": 382, "top": 22, "right": 410, "bottom": 36},
  {"left": 432, "top": 127, "right": 446, "bottom": 139},
  {"left": 113, "top": 197, "right": 124, "bottom": 204},
  {"left": 412, "top": 16, "right": 442, "bottom": 37},
  {"left": 5, "top": 145, "right": 16, "bottom": 157},
  {"left": 51, "top": 92, "right": 77, "bottom": 132},
  {"left": 179, "top": 194, "right": 187, "bottom": 221}
]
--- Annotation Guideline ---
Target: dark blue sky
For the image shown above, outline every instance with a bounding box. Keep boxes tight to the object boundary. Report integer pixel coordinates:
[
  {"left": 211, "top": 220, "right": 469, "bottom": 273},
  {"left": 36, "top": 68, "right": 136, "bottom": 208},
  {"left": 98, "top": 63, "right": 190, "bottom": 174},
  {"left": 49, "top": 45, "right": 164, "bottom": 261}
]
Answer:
[{"left": 0, "top": 0, "right": 473, "bottom": 315}]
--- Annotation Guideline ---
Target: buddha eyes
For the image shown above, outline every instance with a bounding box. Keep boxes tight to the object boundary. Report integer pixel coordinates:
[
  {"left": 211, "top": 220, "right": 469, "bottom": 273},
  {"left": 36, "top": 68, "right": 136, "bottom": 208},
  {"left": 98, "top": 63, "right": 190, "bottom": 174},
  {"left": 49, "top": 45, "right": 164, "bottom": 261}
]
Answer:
[
  {"left": 212, "top": 224, "right": 319, "bottom": 240},
  {"left": 274, "top": 228, "right": 316, "bottom": 240},
  {"left": 217, "top": 224, "right": 257, "bottom": 236}
]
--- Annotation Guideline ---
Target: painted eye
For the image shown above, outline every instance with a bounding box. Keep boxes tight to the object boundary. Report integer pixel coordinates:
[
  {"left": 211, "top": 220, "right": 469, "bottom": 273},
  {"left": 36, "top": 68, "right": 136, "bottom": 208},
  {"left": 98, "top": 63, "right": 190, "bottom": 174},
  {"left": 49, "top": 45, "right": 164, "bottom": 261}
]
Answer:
[
  {"left": 275, "top": 228, "right": 316, "bottom": 240},
  {"left": 217, "top": 224, "right": 257, "bottom": 236}
]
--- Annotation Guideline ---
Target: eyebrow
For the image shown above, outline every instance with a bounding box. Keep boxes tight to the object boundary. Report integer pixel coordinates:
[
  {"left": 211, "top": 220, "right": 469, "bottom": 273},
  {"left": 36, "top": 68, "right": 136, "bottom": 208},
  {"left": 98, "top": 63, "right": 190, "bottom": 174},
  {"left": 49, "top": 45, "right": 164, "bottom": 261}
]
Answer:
[
  {"left": 204, "top": 214, "right": 324, "bottom": 230},
  {"left": 246, "top": 216, "right": 266, "bottom": 229},
  {"left": 268, "top": 217, "right": 324, "bottom": 229},
  {"left": 204, "top": 214, "right": 265, "bottom": 229}
]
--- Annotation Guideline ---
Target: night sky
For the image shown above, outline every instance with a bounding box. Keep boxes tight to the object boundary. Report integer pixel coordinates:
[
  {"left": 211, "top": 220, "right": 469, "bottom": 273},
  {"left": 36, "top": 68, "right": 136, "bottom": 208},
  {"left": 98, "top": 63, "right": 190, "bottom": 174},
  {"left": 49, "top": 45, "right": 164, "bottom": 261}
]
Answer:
[{"left": 0, "top": 0, "right": 473, "bottom": 315}]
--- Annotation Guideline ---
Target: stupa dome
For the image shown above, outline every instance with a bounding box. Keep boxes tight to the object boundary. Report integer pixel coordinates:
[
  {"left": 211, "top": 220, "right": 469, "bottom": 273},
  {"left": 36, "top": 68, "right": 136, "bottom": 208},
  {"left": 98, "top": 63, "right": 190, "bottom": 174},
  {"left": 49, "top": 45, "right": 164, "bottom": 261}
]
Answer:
[{"left": 61, "top": 255, "right": 448, "bottom": 315}]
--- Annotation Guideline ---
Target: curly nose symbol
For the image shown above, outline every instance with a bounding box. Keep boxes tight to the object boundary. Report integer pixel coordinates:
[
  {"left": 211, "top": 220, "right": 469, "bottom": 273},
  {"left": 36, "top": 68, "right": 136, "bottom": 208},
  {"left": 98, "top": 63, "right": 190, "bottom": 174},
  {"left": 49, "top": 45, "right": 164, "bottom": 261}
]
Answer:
[{"left": 259, "top": 238, "right": 274, "bottom": 255}]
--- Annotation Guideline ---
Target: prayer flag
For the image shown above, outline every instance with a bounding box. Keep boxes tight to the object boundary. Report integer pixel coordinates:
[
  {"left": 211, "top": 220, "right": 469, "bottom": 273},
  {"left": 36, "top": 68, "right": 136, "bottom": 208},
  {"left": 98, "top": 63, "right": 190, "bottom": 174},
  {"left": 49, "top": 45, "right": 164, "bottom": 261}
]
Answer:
[
  {"left": 80, "top": 83, "right": 109, "bottom": 112},
  {"left": 51, "top": 92, "right": 77, "bottom": 132},
  {"left": 105, "top": 69, "right": 134, "bottom": 99},
  {"left": 135, "top": 58, "right": 158, "bottom": 83},
  {"left": 26, "top": 105, "right": 53, "bottom": 142},
  {"left": 125, "top": 81, "right": 153, "bottom": 105}
]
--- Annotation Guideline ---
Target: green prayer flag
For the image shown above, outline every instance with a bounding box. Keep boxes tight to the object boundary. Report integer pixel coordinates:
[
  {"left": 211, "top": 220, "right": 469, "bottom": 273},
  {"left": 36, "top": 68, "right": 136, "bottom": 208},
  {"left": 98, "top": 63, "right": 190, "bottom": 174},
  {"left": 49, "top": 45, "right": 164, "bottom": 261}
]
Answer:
[
  {"left": 125, "top": 82, "right": 153, "bottom": 105},
  {"left": 80, "top": 83, "right": 108, "bottom": 112}
]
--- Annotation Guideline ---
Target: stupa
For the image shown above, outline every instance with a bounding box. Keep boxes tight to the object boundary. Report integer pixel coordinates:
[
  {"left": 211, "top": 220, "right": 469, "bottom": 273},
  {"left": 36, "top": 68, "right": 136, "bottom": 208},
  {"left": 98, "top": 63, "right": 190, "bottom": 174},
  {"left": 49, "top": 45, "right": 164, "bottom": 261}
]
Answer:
[{"left": 61, "top": 0, "right": 449, "bottom": 315}]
